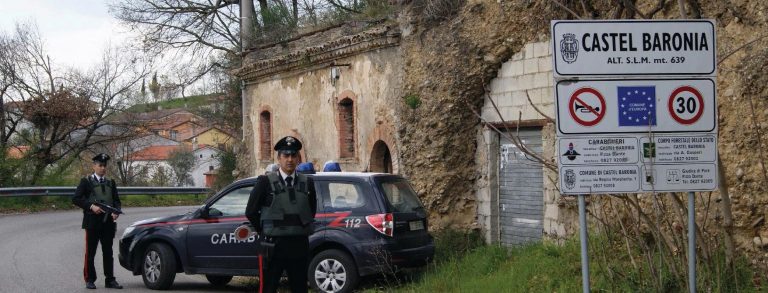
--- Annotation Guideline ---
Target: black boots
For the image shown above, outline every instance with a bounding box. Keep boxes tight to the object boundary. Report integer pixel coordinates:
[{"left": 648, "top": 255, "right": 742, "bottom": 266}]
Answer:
[{"left": 105, "top": 280, "right": 123, "bottom": 289}]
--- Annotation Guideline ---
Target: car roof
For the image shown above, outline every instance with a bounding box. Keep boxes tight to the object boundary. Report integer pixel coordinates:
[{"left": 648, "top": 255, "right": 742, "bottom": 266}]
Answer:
[{"left": 311, "top": 172, "right": 390, "bottom": 177}]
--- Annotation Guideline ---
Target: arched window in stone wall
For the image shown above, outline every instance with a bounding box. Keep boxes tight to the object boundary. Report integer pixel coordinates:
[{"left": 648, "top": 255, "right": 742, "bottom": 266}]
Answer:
[
  {"left": 259, "top": 110, "right": 272, "bottom": 160},
  {"left": 338, "top": 98, "right": 355, "bottom": 158},
  {"left": 370, "top": 140, "right": 392, "bottom": 173}
]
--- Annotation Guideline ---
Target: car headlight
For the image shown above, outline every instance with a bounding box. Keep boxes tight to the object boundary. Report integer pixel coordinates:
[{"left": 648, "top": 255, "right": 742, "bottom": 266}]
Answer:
[{"left": 122, "top": 226, "right": 136, "bottom": 238}]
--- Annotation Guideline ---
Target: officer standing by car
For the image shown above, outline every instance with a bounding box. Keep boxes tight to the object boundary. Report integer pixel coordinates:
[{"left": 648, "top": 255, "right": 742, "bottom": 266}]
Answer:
[
  {"left": 72, "top": 153, "right": 123, "bottom": 290},
  {"left": 246, "top": 136, "right": 317, "bottom": 293}
]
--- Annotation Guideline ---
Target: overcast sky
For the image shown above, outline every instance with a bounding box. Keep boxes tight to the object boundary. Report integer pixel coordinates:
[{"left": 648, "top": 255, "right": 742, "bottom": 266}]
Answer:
[{"left": 0, "top": 0, "right": 131, "bottom": 69}]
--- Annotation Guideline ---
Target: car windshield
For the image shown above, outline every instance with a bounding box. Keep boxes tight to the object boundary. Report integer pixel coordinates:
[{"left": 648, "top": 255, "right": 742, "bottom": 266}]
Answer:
[
  {"left": 208, "top": 186, "right": 253, "bottom": 216},
  {"left": 378, "top": 178, "right": 424, "bottom": 213}
]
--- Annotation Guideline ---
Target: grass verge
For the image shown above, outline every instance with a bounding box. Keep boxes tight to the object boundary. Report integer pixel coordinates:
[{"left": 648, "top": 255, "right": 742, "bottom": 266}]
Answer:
[
  {"left": 366, "top": 232, "right": 765, "bottom": 293},
  {"left": 0, "top": 194, "right": 207, "bottom": 214}
]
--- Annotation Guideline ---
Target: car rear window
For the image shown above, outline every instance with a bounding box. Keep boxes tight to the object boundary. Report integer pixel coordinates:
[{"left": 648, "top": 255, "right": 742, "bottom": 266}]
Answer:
[
  {"left": 378, "top": 179, "right": 424, "bottom": 213},
  {"left": 316, "top": 181, "right": 369, "bottom": 211}
]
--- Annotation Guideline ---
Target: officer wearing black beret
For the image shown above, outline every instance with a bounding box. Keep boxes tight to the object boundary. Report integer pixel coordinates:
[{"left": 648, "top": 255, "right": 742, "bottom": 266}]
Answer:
[
  {"left": 245, "top": 136, "right": 317, "bottom": 293},
  {"left": 72, "top": 153, "right": 123, "bottom": 289}
]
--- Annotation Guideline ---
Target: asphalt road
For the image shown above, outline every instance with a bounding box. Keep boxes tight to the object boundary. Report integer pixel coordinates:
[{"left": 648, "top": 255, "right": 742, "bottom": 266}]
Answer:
[{"left": 0, "top": 206, "right": 255, "bottom": 293}]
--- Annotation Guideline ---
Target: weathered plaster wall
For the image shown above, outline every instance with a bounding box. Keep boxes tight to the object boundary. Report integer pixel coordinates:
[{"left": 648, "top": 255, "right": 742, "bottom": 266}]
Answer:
[{"left": 245, "top": 48, "right": 403, "bottom": 174}]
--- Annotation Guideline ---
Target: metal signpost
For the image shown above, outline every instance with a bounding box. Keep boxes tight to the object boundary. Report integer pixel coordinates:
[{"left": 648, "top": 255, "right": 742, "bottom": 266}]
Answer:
[{"left": 551, "top": 19, "right": 717, "bottom": 293}]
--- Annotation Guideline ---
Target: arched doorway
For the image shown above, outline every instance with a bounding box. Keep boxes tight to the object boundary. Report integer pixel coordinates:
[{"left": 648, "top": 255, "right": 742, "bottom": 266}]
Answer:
[{"left": 369, "top": 140, "right": 392, "bottom": 173}]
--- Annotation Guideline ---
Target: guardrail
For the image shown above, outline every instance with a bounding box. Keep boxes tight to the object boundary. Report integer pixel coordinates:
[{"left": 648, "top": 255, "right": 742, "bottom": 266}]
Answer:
[{"left": 0, "top": 187, "right": 211, "bottom": 197}]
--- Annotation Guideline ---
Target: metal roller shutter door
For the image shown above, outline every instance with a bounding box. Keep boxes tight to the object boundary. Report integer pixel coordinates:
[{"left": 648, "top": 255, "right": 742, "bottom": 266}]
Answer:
[{"left": 499, "top": 128, "right": 543, "bottom": 246}]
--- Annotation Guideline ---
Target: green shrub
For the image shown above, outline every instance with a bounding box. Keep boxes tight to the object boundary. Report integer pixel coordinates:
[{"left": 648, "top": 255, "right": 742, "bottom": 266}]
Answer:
[
  {"left": 403, "top": 94, "right": 421, "bottom": 109},
  {"left": 432, "top": 228, "right": 484, "bottom": 262},
  {"left": 0, "top": 148, "right": 22, "bottom": 187}
]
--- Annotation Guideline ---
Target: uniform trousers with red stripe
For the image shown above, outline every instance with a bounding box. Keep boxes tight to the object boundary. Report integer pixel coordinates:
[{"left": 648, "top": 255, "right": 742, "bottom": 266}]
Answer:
[{"left": 84, "top": 222, "right": 117, "bottom": 283}]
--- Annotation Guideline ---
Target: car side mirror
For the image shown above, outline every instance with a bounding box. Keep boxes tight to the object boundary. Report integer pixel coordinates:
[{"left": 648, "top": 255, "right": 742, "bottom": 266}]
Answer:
[
  {"left": 207, "top": 207, "right": 224, "bottom": 217},
  {"left": 199, "top": 207, "right": 209, "bottom": 218}
]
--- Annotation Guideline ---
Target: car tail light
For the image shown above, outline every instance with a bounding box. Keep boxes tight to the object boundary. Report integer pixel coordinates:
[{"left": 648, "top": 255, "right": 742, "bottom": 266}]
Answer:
[{"left": 365, "top": 213, "right": 394, "bottom": 237}]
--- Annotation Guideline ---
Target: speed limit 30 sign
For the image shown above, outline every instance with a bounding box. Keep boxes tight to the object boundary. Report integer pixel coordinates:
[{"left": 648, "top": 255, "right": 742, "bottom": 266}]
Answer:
[{"left": 668, "top": 86, "right": 704, "bottom": 124}]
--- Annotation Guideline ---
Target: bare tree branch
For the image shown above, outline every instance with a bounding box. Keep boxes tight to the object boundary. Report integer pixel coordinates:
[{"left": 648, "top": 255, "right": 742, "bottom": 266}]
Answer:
[
  {"left": 525, "top": 90, "right": 555, "bottom": 123},
  {"left": 718, "top": 34, "right": 768, "bottom": 66},
  {"left": 110, "top": 0, "right": 241, "bottom": 55},
  {"left": 614, "top": 0, "right": 648, "bottom": 19},
  {"left": 326, "top": 0, "right": 361, "bottom": 13},
  {"left": 646, "top": 0, "right": 667, "bottom": 18},
  {"left": 550, "top": 0, "right": 583, "bottom": 20}
]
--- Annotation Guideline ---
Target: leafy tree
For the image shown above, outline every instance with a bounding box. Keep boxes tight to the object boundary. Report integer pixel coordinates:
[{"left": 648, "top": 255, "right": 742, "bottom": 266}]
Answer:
[
  {"left": 212, "top": 147, "right": 237, "bottom": 190},
  {"left": 151, "top": 165, "right": 172, "bottom": 187},
  {"left": 167, "top": 147, "right": 195, "bottom": 186},
  {"left": 0, "top": 146, "right": 21, "bottom": 187}
]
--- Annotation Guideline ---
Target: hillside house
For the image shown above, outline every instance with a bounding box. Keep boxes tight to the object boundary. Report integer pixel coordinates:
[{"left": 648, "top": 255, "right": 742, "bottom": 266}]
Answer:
[
  {"left": 191, "top": 145, "right": 221, "bottom": 187},
  {"left": 185, "top": 127, "right": 235, "bottom": 150},
  {"left": 123, "top": 145, "right": 177, "bottom": 185}
]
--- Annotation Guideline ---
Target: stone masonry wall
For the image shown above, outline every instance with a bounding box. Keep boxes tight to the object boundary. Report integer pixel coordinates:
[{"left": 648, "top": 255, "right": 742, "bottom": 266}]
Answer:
[{"left": 244, "top": 48, "right": 403, "bottom": 174}]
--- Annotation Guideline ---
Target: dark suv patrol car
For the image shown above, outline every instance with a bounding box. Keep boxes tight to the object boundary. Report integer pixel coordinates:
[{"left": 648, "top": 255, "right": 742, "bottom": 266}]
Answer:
[{"left": 118, "top": 172, "right": 434, "bottom": 292}]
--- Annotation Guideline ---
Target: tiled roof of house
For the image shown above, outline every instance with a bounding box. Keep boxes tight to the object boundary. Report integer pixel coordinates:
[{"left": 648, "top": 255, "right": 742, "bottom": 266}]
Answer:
[
  {"left": 7, "top": 145, "right": 30, "bottom": 159},
  {"left": 125, "top": 145, "right": 187, "bottom": 161}
]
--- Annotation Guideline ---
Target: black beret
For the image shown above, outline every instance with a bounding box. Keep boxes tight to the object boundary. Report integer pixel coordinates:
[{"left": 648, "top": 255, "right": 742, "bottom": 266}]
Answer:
[
  {"left": 274, "top": 136, "right": 302, "bottom": 155},
  {"left": 92, "top": 153, "right": 110, "bottom": 163}
]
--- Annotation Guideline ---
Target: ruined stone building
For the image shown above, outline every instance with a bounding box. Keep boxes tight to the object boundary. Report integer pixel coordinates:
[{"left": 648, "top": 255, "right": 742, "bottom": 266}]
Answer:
[
  {"left": 235, "top": 21, "right": 566, "bottom": 246},
  {"left": 237, "top": 23, "right": 403, "bottom": 175},
  {"left": 236, "top": 2, "right": 768, "bottom": 271}
]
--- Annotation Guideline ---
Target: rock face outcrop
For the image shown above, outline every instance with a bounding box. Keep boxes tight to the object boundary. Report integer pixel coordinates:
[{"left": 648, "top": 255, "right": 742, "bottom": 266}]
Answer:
[{"left": 393, "top": 0, "right": 768, "bottom": 270}]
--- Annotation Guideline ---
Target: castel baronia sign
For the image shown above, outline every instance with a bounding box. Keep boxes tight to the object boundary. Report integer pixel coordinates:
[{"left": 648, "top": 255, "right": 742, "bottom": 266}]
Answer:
[
  {"left": 551, "top": 20, "right": 718, "bottom": 195},
  {"left": 553, "top": 20, "right": 716, "bottom": 76}
]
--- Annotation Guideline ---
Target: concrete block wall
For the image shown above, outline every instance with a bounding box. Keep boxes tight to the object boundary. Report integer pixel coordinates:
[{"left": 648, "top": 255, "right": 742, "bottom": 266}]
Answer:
[
  {"left": 476, "top": 40, "right": 568, "bottom": 243},
  {"left": 475, "top": 127, "right": 500, "bottom": 243},
  {"left": 482, "top": 41, "right": 554, "bottom": 123}
]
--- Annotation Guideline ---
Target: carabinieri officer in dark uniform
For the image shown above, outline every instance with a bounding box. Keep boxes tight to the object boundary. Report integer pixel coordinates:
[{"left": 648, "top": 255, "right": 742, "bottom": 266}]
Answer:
[
  {"left": 246, "top": 136, "right": 317, "bottom": 293},
  {"left": 72, "top": 153, "right": 123, "bottom": 290}
]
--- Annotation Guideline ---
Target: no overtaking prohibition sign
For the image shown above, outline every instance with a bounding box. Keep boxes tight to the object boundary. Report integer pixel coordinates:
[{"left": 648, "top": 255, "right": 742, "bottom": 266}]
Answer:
[
  {"left": 569, "top": 87, "right": 606, "bottom": 126},
  {"left": 668, "top": 86, "right": 704, "bottom": 125}
]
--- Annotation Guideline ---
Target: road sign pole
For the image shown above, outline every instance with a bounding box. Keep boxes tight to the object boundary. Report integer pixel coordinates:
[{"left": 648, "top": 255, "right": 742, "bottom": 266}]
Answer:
[
  {"left": 688, "top": 191, "right": 697, "bottom": 293},
  {"left": 578, "top": 194, "right": 590, "bottom": 293}
]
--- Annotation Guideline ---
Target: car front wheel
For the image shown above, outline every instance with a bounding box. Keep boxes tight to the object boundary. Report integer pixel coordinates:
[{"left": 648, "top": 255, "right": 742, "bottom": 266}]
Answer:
[
  {"left": 141, "top": 243, "right": 177, "bottom": 290},
  {"left": 309, "top": 249, "right": 359, "bottom": 293}
]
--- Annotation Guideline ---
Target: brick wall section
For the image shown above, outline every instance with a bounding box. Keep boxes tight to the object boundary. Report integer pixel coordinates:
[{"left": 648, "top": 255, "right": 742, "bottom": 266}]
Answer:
[
  {"left": 259, "top": 111, "right": 272, "bottom": 160},
  {"left": 338, "top": 98, "right": 356, "bottom": 158},
  {"left": 476, "top": 40, "right": 568, "bottom": 242}
]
